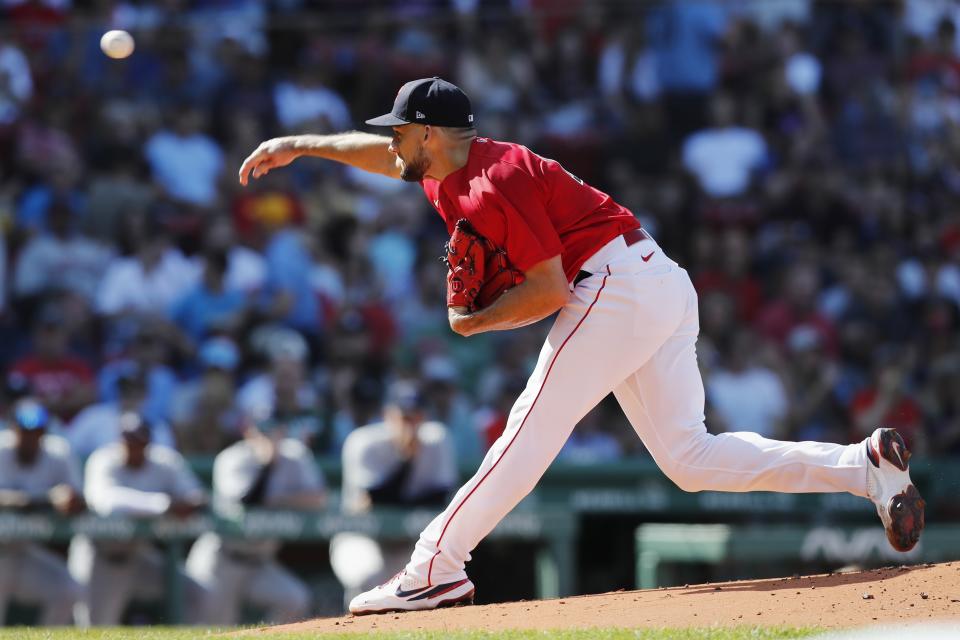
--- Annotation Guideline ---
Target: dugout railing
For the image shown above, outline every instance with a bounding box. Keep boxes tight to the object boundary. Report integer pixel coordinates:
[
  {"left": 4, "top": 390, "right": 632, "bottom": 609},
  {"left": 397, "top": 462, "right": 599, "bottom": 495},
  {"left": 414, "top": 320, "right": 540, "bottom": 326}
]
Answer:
[
  {"left": 0, "top": 507, "right": 578, "bottom": 624},
  {"left": 2, "top": 456, "right": 957, "bottom": 623}
]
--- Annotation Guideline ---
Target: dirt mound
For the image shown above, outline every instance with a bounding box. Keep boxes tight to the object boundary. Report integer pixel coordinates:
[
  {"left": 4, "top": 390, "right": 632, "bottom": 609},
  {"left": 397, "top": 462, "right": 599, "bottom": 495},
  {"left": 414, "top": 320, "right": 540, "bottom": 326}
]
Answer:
[{"left": 243, "top": 563, "right": 960, "bottom": 635}]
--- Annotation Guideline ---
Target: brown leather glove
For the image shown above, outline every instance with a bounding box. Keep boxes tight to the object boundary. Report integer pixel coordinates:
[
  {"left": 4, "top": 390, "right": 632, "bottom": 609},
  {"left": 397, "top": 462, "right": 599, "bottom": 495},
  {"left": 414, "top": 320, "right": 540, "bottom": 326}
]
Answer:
[{"left": 442, "top": 218, "right": 524, "bottom": 312}]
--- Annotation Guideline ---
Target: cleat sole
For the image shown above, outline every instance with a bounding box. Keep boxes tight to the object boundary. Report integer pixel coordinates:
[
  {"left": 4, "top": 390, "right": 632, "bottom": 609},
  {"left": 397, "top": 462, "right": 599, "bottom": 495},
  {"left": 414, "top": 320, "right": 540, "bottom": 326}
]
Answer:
[{"left": 885, "top": 484, "right": 925, "bottom": 552}]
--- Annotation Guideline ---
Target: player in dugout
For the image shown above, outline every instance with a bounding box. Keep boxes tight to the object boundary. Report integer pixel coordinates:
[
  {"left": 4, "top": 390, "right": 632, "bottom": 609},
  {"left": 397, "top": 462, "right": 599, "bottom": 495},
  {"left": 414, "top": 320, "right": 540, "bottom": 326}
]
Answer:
[
  {"left": 330, "top": 380, "right": 456, "bottom": 608},
  {"left": 185, "top": 415, "right": 327, "bottom": 624},
  {"left": 0, "top": 398, "right": 86, "bottom": 625},
  {"left": 68, "top": 412, "right": 208, "bottom": 625},
  {"left": 239, "top": 77, "right": 925, "bottom": 615}
]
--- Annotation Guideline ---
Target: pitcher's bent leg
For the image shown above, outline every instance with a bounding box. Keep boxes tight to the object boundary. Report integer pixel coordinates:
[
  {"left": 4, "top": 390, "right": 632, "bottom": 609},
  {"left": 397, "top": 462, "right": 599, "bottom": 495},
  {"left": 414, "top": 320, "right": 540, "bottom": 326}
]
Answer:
[{"left": 614, "top": 317, "right": 867, "bottom": 496}]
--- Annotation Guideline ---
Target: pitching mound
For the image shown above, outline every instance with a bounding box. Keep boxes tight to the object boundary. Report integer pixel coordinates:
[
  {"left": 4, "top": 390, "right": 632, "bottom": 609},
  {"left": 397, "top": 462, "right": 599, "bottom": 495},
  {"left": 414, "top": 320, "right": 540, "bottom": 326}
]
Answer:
[{"left": 243, "top": 562, "right": 960, "bottom": 635}]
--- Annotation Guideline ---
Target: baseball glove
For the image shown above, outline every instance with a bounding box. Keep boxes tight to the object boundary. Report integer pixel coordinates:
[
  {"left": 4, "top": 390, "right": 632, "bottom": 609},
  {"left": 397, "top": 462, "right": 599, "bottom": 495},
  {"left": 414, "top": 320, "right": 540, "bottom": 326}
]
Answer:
[{"left": 442, "top": 218, "right": 524, "bottom": 312}]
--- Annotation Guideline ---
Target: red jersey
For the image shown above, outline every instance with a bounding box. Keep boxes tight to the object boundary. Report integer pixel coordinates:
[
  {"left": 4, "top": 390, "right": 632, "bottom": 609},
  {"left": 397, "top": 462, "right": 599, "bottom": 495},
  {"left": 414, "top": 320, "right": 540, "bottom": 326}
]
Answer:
[{"left": 421, "top": 138, "right": 640, "bottom": 281}]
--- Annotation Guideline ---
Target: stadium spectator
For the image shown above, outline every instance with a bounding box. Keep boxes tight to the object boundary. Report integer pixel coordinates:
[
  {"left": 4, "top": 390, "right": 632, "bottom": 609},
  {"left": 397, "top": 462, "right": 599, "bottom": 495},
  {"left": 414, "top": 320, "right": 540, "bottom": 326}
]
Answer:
[
  {"left": 559, "top": 398, "right": 625, "bottom": 464},
  {"left": 0, "top": 399, "right": 85, "bottom": 626},
  {"left": 849, "top": 351, "right": 926, "bottom": 451},
  {"left": 273, "top": 65, "right": 351, "bottom": 133},
  {"left": 143, "top": 106, "right": 225, "bottom": 207},
  {"left": 67, "top": 364, "right": 176, "bottom": 459},
  {"left": 202, "top": 215, "right": 267, "bottom": 296},
  {"left": 421, "top": 355, "right": 482, "bottom": 461},
  {"left": 69, "top": 412, "right": 208, "bottom": 625},
  {"left": 647, "top": 0, "right": 728, "bottom": 139},
  {"left": 705, "top": 329, "right": 789, "bottom": 438},
  {"left": 12, "top": 198, "right": 113, "bottom": 304},
  {"left": 924, "top": 353, "right": 960, "bottom": 455},
  {"left": 755, "top": 262, "right": 838, "bottom": 356},
  {"left": 0, "top": 34, "right": 32, "bottom": 127},
  {"left": 98, "top": 320, "right": 181, "bottom": 426},
  {"left": 95, "top": 213, "right": 200, "bottom": 317},
  {"left": 170, "top": 337, "right": 243, "bottom": 454},
  {"left": 261, "top": 217, "right": 323, "bottom": 338},
  {"left": 237, "top": 327, "right": 327, "bottom": 450},
  {"left": 170, "top": 247, "right": 250, "bottom": 343},
  {"left": 82, "top": 143, "right": 154, "bottom": 246},
  {"left": 185, "top": 418, "right": 326, "bottom": 624},
  {"left": 682, "top": 93, "right": 769, "bottom": 198},
  {"left": 782, "top": 325, "right": 844, "bottom": 443},
  {"left": 9, "top": 304, "right": 96, "bottom": 423}
]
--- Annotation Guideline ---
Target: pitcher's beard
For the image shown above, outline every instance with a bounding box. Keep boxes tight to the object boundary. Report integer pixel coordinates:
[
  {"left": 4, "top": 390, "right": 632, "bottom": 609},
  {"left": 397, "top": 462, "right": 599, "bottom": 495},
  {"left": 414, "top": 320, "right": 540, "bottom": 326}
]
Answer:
[{"left": 400, "top": 149, "right": 430, "bottom": 182}]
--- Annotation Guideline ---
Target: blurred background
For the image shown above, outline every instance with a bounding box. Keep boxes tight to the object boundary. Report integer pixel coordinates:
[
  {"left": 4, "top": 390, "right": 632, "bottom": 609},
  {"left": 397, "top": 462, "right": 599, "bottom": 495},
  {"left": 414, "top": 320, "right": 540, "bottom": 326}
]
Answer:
[{"left": 0, "top": 0, "right": 959, "bottom": 628}]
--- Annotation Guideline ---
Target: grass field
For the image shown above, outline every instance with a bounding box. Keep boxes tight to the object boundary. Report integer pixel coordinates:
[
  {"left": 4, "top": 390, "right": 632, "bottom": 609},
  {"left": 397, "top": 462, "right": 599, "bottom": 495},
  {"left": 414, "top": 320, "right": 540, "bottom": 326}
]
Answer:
[{"left": 0, "top": 628, "right": 823, "bottom": 640}]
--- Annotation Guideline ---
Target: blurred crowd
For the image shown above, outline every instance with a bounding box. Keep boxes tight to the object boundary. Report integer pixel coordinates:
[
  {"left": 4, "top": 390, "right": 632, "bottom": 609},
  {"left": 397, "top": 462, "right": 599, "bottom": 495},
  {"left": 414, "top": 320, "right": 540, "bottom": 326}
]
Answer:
[
  {"left": 0, "top": 0, "right": 959, "bottom": 626},
  {"left": 0, "top": 0, "right": 959, "bottom": 502}
]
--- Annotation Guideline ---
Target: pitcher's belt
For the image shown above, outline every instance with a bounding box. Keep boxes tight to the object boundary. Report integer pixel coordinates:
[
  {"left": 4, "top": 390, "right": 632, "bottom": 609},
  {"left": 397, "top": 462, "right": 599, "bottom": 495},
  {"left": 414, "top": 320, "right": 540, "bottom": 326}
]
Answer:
[{"left": 574, "top": 228, "right": 651, "bottom": 286}]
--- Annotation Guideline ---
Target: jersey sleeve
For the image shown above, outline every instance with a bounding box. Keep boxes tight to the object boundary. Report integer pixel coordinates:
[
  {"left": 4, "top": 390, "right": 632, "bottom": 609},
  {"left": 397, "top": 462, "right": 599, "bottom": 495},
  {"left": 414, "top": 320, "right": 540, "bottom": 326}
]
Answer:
[
  {"left": 480, "top": 165, "right": 563, "bottom": 273},
  {"left": 166, "top": 449, "right": 206, "bottom": 502},
  {"left": 341, "top": 430, "right": 381, "bottom": 491},
  {"left": 62, "top": 445, "right": 83, "bottom": 493},
  {"left": 279, "top": 439, "right": 326, "bottom": 495},
  {"left": 212, "top": 445, "right": 254, "bottom": 503},
  {"left": 84, "top": 450, "right": 171, "bottom": 517}
]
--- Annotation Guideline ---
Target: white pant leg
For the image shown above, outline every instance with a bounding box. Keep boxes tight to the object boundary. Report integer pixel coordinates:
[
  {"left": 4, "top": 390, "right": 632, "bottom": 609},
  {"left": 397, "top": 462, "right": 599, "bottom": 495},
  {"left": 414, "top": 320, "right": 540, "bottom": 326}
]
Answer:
[
  {"left": 246, "top": 560, "right": 311, "bottom": 623},
  {"left": 124, "top": 546, "right": 208, "bottom": 625},
  {"left": 331, "top": 534, "right": 409, "bottom": 608},
  {"left": 83, "top": 547, "right": 139, "bottom": 626},
  {"left": 185, "top": 533, "right": 246, "bottom": 625},
  {"left": 13, "top": 543, "right": 84, "bottom": 625},
  {"left": 329, "top": 533, "right": 386, "bottom": 593},
  {"left": 0, "top": 548, "right": 14, "bottom": 624},
  {"left": 613, "top": 267, "right": 868, "bottom": 496},
  {"left": 405, "top": 256, "right": 686, "bottom": 584}
]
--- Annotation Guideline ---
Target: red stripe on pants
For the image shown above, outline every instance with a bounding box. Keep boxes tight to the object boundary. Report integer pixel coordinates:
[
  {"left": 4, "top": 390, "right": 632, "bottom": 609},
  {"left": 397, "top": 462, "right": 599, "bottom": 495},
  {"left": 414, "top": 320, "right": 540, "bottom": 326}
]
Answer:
[{"left": 428, "top": 267, "right": 612, "bottom": 583}]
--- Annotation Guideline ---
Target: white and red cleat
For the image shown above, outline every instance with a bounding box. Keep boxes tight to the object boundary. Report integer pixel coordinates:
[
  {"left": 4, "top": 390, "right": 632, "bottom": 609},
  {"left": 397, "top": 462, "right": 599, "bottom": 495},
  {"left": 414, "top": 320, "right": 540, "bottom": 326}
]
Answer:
[
  {"left": 865, "top": 427, "right": 925, "bottom": 552},
  {"left": 349, "top": 572, "right": 475, "bottom": 616}
]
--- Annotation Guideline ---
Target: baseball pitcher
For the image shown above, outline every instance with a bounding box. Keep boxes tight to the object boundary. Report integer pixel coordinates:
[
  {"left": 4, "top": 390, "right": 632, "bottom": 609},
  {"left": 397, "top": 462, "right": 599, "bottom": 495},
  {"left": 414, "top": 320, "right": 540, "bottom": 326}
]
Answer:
[{"left": 239, "top": 77, "right": 925, "bottom": 615}]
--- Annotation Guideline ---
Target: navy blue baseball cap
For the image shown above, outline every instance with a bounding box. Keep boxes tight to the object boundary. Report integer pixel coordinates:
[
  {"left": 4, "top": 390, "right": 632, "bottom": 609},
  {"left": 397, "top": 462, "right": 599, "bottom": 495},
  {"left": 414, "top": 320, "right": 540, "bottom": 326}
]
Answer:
[
  {"left": 366, "top": 77, "right": 475, "bottom": 128},
  {"left": 14, "top": 399, "right": 50, "bottom": 431}
]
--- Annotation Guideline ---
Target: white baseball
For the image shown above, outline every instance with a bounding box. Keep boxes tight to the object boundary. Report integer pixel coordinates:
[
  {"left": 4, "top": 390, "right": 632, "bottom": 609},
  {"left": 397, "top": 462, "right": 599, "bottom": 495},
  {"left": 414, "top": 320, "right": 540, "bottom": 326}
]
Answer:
[{"left": 100, "top": 30, "right": 135, "bottom": 59}]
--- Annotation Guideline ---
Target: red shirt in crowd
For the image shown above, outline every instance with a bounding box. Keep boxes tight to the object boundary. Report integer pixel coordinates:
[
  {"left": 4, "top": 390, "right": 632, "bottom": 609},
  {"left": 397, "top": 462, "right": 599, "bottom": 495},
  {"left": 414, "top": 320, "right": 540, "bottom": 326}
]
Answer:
[
  {"left": 421, "top": 138, "right": 640, "bottom": 282},
  {"left": 754, "top": 302, "right": 838, "bottom": 356},
  {"left": 849, "top": 388, "right": 923, "bottom": 446},
  {"left": 694, "top": 271, "right": 763, "bottom": 322},
  {"left": 10, "top": 356, "right": 95, "bottom": 419}
]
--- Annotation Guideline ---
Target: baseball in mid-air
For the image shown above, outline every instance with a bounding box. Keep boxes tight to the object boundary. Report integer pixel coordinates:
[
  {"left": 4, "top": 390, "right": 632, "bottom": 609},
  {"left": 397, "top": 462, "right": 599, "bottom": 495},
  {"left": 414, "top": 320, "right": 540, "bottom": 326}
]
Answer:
[{"left": 100, "top": 30, "right": 135, "bottom": 59}]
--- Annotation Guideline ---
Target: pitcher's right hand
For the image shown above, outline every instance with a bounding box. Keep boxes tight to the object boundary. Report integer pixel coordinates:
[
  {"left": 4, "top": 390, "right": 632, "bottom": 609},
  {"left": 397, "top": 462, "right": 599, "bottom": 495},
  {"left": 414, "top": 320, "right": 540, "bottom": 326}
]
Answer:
[{"left": 239, "top": 138, "right": 299, "bottom": 186}]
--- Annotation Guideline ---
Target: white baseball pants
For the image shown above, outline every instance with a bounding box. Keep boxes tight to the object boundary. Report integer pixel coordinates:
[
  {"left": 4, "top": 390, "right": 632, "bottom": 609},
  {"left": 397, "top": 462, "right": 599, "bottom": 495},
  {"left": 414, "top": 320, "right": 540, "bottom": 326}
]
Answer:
[
  {"left": 0, "top": 543, "right": 83, "bottom": 625},
  {"left": 68, "top": 536, "right": 207, "bottom": 626},
  {"left": 405, "top": 234, "right": 869, "bottom": 585},
  {"left": 185, "top": 532, "right": 311, "bottom": 625}
]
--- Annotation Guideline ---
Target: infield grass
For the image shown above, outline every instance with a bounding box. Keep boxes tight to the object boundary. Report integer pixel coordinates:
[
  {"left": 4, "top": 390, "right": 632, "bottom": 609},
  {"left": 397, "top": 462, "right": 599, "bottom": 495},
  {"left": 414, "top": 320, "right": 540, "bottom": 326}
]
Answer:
[{"left": 0, "top": 627, "right": 823, "bottom": 640}]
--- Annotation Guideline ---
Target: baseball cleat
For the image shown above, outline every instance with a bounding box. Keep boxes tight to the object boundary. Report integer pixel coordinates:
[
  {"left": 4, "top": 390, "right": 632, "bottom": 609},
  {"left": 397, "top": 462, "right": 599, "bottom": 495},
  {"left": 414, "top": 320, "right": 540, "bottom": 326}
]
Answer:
[
  {"left": 349, "top": 572, "right": 475, "bottom": 616},
  {"left": 865, "top": 427, "right": 925, "bottom": 552}
]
